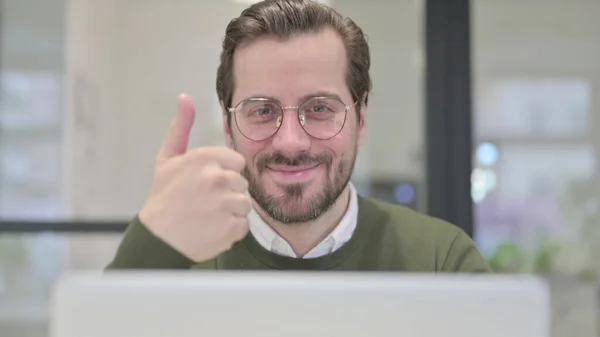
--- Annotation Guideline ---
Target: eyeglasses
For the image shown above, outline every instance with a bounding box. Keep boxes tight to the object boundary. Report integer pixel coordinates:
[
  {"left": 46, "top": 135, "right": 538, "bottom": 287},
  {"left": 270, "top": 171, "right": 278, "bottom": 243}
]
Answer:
[{"left": 228, "top": 96, "right": 357, "bottom": 141}]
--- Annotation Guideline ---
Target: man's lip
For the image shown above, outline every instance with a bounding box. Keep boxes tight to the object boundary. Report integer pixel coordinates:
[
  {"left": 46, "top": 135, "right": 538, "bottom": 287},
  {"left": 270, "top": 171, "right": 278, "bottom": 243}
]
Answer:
[{"left": 266, "top": 163, "right": 320, "bottom": 172}]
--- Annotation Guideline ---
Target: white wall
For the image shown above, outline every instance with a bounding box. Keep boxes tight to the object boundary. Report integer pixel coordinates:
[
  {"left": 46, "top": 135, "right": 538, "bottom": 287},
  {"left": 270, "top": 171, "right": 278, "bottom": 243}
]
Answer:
[{"left": 64, "top": 0, "right": 245, "bottom": 219}]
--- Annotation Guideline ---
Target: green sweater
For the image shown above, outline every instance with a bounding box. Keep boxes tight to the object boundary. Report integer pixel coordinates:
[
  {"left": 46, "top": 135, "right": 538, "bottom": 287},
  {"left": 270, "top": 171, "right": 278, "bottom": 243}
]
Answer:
[{"left": 107, "top": 197, "right": 491, "bottom": 272}]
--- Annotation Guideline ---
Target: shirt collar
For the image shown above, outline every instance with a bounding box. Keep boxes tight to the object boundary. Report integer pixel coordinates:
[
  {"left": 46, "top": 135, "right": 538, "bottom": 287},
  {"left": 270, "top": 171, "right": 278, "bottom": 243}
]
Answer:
[{"left": 248, "top": 182, "right": 359, "bottom": 259}]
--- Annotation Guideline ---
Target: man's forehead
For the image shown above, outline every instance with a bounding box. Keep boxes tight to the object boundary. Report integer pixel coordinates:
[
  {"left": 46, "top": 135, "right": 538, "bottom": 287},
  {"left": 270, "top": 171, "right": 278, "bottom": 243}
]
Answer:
[
  {"left": 232, "top": 28, "right": 348, "bottom": 103},
  {"left": 236, "top": 28, "right": 344, "bottom": 52}
]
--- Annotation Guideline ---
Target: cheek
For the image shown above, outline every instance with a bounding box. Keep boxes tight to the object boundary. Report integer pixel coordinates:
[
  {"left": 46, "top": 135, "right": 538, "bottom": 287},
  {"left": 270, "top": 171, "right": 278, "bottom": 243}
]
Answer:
[
  {"left": 232, "top": 138, "right": 266, "bottom": 168},
  {"left": 329, "top": 124, "right": 358, "bottom": 154}
]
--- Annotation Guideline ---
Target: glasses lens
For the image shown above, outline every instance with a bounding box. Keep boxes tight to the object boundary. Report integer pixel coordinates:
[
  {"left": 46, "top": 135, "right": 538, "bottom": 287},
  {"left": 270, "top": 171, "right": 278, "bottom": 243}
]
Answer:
[
  {"left": 299, "top": 98, "right": 348, "bottom": 139},
  {"left": 235, "top": 99, "right": 282, "bottom": 140}
]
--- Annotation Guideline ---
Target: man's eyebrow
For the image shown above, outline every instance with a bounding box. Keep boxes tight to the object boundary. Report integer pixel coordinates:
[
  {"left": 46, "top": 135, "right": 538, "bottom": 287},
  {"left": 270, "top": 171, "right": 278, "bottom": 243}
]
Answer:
[
  {"left": 241, "top": 91, "right": 342, "bottom": 105},
  {"left": 243, "top": 95, "right": 281, "bottom": 104},
  {"left": 299, "top": 91, "right": 342, "bottom": 103}
]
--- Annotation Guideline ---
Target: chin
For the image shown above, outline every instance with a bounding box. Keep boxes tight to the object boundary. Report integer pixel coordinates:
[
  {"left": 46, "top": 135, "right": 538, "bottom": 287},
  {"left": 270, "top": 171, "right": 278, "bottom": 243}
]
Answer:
[
  {"left": 246, "top": 162, "right": 349, "bottom": 224},
  {"left": 256, "top": 185, "right": 336, "bottom": 224},
  {"left": 278, "top": 203, "right": 318, "bottom": 221}
]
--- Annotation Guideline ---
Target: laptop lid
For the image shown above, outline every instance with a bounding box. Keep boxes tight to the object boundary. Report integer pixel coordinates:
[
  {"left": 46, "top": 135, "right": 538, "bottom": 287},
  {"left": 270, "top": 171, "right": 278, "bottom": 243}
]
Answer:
[{"left": 50, "top": 271, "right": 550, "bottom": 337}]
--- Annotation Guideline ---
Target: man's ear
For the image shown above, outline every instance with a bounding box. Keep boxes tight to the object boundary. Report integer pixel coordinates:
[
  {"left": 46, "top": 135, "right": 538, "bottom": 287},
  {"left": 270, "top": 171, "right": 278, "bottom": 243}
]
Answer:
[
  {"left": 357, "top": 93, "right": 367, "bottom": 145},
  {"left": 221, "top": 100, "right": 234, "bottom": 149}
]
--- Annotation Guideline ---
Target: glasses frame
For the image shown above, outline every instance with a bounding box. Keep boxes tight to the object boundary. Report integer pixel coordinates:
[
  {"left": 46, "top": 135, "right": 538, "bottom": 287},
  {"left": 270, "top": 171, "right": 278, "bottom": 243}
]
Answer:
[{"left": 228, "top": 96, "right": 358, "bottom": 141}]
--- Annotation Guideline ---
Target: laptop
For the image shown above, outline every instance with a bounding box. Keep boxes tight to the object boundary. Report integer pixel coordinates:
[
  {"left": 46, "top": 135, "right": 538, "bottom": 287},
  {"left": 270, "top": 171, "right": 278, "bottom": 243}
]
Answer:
[{"left": 49, "top": 271, "right": 550, "bottom": 337}]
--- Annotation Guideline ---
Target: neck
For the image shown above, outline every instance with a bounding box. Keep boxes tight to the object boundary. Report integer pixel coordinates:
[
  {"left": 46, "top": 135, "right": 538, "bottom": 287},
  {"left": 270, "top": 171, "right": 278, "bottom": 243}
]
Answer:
[{"left": 254, "top": 185, "right": 352, "bottom": 257}]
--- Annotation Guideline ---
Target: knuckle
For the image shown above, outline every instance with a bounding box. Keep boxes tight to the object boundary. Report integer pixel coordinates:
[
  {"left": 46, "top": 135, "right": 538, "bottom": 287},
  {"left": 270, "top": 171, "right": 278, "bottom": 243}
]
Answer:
[
  {"left": 231, "top": 152, "right": 246, "bottom": 170},
  {"left": 237, "top": 159, "right": 247, "bottom": 171},
  {"left": 240, "top": 177, "right": 249, "bottom": 190},
  {"left": 241, "top": 196, "right": 252, "bottom": 213},
  {"left": 215, "top": 217, "right": 248, "bottom": 252},
  {"left": 199, "top": 167, "right": 227, "bottom": 190},
  {"left": 214, "top": 195, "right": 229, "bottom": 212},
  {"left": 208, "top": 170, "right": 229, "bottom": 187}
]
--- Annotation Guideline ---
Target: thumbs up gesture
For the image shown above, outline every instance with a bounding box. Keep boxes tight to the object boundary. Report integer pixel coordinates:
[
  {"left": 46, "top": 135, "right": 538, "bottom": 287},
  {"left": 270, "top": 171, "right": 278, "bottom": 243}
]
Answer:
[{"left": 138, "top": 94, "right": 252, "bottom": 263}]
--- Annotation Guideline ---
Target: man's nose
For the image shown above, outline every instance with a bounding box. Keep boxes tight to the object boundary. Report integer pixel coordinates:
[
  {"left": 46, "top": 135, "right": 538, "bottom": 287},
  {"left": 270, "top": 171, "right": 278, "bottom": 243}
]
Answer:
[{"left": 271, "top": 112, "right": 311, "bottom": 154}]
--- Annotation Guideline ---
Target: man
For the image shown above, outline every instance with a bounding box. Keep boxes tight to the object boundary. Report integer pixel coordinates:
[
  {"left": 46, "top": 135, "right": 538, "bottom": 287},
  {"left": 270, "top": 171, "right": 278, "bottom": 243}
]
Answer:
[{"left": 107, "top": 0, "right": 490, "bottom": 272}]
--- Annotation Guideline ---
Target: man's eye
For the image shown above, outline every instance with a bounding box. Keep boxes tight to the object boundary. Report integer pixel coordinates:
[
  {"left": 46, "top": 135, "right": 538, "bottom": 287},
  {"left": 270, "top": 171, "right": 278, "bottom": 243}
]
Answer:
[
  {"left": 311, "top": 104, "right": 327, "bottom": 113},
  {"left": 256, "top": 107, "right": 272, "bottom": 115},
  {"left": 251, "top": 105, "right": 278, "bottom": 116}
]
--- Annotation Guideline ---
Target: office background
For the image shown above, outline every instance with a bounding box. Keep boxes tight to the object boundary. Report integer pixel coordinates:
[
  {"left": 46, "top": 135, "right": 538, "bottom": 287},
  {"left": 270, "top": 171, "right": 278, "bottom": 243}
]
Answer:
[{"left": 1, "top": 0, "right": 599, "bottom": 336}]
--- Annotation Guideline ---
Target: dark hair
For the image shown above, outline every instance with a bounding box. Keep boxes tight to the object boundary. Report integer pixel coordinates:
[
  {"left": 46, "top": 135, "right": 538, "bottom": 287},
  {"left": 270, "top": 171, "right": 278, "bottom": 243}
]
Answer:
[{"left": 216, "top": 0, "right": 371, "bottom": 125}]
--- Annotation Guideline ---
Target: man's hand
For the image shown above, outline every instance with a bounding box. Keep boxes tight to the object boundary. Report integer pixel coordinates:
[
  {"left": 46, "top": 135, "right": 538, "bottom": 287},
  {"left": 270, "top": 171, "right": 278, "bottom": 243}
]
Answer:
[{"left": 138, "top": 94, "right": 251, "bottom": 263}]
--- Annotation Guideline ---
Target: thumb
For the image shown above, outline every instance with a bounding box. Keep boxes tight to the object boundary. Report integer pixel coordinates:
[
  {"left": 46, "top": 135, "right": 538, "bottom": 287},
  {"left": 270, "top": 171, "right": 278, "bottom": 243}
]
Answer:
[{"left": 156, "top": 93, "right": 195, "bottom": 164}]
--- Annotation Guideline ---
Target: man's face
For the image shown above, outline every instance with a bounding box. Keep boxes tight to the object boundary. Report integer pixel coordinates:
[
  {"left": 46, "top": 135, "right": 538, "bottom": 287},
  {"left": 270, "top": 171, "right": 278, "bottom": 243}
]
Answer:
[{"left": 223, "top": 28, "right": 366, "bottom": 224}]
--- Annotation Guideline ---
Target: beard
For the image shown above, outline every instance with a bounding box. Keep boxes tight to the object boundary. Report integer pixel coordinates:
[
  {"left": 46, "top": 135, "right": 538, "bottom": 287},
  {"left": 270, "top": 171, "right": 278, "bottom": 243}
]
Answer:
[{"left": 242, "top": 148, "right": 357, "bottom": 224}]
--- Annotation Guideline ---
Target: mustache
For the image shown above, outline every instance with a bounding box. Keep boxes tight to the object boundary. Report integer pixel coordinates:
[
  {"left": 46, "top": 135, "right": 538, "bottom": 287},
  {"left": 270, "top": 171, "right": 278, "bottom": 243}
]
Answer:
[{"left": 256, "top": 152, "right": 332, "bottom": 171}]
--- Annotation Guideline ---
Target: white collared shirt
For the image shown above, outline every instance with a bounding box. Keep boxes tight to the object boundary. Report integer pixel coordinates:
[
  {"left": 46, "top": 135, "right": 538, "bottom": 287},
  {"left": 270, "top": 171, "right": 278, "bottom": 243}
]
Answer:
[{"left": 248, "top": 183, "right": 359, "bottom": 259}]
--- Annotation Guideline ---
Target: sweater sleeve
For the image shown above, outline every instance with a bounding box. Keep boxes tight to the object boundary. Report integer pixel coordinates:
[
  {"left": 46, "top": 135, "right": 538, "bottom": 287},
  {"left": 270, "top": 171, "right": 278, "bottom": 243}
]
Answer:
[
  {"left": 441, "top": 230, "right": 492, "bottom": 273},
  {"left": 106, "top": 216, "right": 194, "bottom": 270}
]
